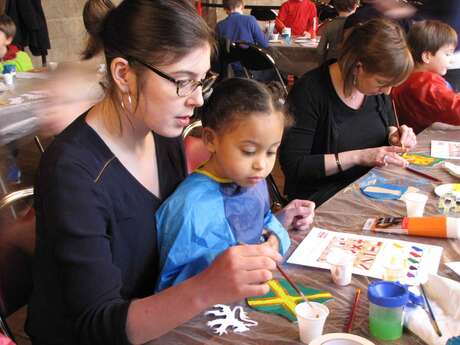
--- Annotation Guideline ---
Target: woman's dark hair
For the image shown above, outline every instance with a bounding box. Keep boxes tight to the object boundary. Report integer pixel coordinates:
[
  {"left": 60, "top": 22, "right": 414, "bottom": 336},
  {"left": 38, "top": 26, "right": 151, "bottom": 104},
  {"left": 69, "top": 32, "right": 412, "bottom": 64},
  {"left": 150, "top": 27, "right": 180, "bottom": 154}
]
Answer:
[
  {"left": 408, "top": 20, "right": 458, "bottom": 64},
  {"left": 339, "top": 18, "right": 414, "bottom": 97},
  {"left": 201, "top": 78, "right": 292, "bottom": 133},
  {"left": 82, "top": 0, "right": 215, "bottom": 133},
  {"left": 82, "top": 0, "right": 214, "bottom": 66}
]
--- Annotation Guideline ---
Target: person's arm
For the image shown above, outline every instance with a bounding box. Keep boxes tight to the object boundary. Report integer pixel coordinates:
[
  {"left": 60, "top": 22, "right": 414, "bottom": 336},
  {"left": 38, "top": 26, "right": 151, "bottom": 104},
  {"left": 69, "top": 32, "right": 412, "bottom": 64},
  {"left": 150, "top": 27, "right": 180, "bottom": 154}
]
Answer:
[
  {"left": 275, "top": 3, "right": 288, "bottom": 33},
  {"left": 316, "top": 25, "right": 330, "bottom": 63},
  {"left": 250, "top": 16, "right": 269, "bottom": 48},
  {"left": 305, "top": 2, "right": 318, "bottom": 36},
  {"left": 43, "top": 152, "right": 134, "bottom": 345},
  {"left": 127, "top": 243, "right": 282, "bottom": 344},
  {"left": 155, "top": 187, "right": 233, "bottom": 291},
  {"left": 279, "top": 77, "right": 328, "bottom": 185},
  {"left": 423, "top": 76, "right": 460, "bottom": 126}
]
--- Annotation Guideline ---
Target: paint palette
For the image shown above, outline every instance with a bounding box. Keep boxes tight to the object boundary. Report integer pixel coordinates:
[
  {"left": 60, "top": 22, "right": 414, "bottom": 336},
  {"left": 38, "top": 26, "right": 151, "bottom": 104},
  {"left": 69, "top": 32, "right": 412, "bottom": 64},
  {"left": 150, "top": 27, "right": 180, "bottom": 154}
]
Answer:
[
  {"left": 434, "top": 184, "right": 460, "bottom": 197},
  {"left": 402, "top": 153, "right": 443, "bottom": 167}
]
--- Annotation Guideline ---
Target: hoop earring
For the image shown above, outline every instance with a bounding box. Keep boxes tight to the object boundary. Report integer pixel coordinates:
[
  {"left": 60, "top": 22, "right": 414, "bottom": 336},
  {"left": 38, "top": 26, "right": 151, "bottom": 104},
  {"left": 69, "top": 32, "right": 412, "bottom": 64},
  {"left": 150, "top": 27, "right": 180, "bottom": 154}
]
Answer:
[{"left": 120, "top": 92, "right": 133, "bottom": 113}]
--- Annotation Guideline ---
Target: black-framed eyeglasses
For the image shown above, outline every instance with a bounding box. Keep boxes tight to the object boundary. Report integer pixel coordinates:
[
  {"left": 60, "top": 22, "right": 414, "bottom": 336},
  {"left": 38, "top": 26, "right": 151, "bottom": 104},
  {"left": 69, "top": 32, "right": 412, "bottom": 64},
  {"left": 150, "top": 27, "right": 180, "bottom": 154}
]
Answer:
[{"left": 129, "top": 57, "right": 218, "bottom": 97}]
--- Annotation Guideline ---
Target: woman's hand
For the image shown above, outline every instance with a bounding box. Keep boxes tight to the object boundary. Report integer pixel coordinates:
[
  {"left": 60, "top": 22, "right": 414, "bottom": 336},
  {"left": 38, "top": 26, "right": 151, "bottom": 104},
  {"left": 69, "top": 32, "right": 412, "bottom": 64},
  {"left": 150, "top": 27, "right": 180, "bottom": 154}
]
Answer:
[
  {"left": 196, "top": 244, "right": 282, "bottom": 306},
  {"left": 358, "top": 145, "right": 408, "bottom": 167},
  {"left": 275, "top": 199, "right": 315, "bottom": 231},
  {"left": 388, "top": 125, "right": 417, "bottom": 149}
]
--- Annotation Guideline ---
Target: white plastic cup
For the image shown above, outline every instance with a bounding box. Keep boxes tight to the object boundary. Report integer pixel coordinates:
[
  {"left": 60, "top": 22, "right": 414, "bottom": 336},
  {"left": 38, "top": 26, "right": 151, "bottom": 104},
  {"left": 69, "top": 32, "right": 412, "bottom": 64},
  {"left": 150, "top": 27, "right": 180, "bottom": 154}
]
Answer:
[
  {"left": 295, "top": 302, "right": 330, "bottom": 344},
  {"left": 326, "top": 249, "right": 355, "bottom": 286},
  {"left": 282, "top": 27, "right": 291, "bottom": 37},
  {"left": 47, "top": 61, "right": 58, "bottom": 71},
  {"left": 404, "top": 192, "right": 428, "bottom": 217},
  {"left": 271, "top": 33, "right": 279, "bottom": 41},
  {"left": 3, "top": 73, "right": 14, "bottom": 86}
]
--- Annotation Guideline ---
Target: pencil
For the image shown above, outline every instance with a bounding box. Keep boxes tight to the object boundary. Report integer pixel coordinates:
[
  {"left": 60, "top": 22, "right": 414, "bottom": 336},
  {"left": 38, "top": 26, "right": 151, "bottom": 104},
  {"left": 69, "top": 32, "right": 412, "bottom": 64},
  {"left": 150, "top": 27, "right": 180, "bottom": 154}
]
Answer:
[
  {"left": 276, "top": 263, "right": 314, "bottom": 308},
  {"left": 392, "top": 99, "right": 405, "bottom": 150},
  {"left": 420, "top": 283, "right": 442, "bottom": 337},
  {"left": 405, "top": 166, "right": 442, "bottom": 183},
  {"left": 344, "top": 288, "right": 361, "bottom": 333}
]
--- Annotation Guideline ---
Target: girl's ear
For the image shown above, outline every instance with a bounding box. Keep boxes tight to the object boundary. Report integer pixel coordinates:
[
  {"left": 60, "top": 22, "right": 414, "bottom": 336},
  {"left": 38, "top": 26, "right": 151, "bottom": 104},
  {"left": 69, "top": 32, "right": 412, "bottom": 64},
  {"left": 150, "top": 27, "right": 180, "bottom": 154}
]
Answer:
[
  {"left": 110, "top": 57, "right": 135, "bottom": 93},
  {"left": 421, "top": 51, "right": 433, "bottom": 64},
  {"left": 202, "top": 127, "right": 218, "bottom": 153}
]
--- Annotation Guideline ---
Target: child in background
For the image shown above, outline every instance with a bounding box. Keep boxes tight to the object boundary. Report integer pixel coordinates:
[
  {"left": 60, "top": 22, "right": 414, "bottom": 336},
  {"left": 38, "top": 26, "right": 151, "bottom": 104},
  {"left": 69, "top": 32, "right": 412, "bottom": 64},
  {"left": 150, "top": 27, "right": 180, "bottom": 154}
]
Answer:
[
  {"left": 317, "top": 0, "right": 359, "bottom": 63},
  {"left": 0, "top": 15, "right": 33, "bottom": 73},
  {"left": 392, "top": 20, "right": 460, "bottom": 134},
  {"left": 0, "top": 14, "right": 34, "bottom": 183},
  {"left": 156, "top": 78, "right": 292, "bottom": 291}
]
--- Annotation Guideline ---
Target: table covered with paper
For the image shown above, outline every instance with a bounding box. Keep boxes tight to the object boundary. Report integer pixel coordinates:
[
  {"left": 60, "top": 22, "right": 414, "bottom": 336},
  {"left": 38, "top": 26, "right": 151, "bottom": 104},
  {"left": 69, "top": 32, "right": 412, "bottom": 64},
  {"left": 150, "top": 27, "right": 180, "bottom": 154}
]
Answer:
[{"left": 150, "top": 125, "right": 459, "bottom": 345}]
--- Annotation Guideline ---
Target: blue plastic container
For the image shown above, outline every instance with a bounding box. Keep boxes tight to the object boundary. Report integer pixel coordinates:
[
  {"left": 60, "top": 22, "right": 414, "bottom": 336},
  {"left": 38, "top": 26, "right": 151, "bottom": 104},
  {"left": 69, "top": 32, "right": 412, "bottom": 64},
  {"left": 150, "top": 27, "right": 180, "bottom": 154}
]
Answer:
[{"left": 368, "top": 281, "right": 409, "bottom": 341}]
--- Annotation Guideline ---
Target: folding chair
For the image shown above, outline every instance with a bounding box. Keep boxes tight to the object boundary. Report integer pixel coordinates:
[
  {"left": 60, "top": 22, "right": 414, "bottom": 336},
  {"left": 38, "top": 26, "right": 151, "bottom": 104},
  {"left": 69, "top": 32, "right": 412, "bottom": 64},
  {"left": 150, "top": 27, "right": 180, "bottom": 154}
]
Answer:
[
  {"left": 232, "top": 41, "right": 288, "bottom": 96},
  {"left": 212, "top": 37, "right": 242, "bottom": 81},
  {"left": 0, "top": 188, "right": 35, "bottom": 343}
]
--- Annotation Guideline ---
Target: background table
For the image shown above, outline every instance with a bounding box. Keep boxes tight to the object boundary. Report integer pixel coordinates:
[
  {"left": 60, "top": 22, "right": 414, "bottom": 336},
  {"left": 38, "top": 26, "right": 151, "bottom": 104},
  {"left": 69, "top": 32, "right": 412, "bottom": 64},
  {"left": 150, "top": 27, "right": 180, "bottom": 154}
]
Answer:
[
  {"left": 268, "top": 40, "right": 321, "bottom": 77},
  {"left": 153, "top": 124, "right": 460, "bottom": 345}
]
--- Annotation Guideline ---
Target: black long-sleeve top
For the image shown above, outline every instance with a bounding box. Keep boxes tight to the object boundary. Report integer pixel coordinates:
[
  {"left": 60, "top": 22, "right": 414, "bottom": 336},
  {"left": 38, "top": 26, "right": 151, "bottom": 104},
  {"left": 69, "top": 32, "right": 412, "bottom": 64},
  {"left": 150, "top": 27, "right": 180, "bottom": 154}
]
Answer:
[
  {"left": 279, "top": 61, "right": 395, "bottom": 206},
  {"left": 26, "top": 114, "right": 187, "bottom": 345}
]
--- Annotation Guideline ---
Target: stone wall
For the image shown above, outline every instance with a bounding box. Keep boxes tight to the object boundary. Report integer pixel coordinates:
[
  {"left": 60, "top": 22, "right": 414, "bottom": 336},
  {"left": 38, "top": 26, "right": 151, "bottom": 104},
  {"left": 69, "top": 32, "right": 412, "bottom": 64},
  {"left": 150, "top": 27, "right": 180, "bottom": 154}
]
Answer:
[{"left": 4, "top": 0, "right": 283, "bottom": 66}]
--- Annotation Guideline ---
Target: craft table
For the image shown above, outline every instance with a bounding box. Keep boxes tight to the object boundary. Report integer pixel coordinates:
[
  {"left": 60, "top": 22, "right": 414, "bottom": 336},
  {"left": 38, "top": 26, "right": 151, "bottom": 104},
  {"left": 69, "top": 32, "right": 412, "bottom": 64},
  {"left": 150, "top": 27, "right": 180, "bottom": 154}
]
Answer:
[
  {"left": 0, "top": 75, "right": 47, "bottom": 146},
  {"left": 153, "top": 124, "right": 460, "bottom": 345},
  {"left": 268, "top": 39, "right": 321, "bottom": 77}
]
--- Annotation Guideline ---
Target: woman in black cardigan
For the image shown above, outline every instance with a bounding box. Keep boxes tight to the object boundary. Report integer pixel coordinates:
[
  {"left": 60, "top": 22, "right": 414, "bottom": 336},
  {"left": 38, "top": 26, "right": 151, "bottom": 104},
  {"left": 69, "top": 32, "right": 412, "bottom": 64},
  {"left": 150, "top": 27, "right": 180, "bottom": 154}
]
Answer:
[{"left": 280, "top": 19, "right": 417, "bottom": 206}]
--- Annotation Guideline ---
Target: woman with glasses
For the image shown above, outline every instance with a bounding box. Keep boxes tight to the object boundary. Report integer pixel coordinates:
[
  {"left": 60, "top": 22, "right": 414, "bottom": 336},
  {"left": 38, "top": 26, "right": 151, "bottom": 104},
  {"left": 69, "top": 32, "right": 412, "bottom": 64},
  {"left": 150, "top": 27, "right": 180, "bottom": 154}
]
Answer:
[{"left": 26, "top": 0, "right": 297, "bottom": 344}]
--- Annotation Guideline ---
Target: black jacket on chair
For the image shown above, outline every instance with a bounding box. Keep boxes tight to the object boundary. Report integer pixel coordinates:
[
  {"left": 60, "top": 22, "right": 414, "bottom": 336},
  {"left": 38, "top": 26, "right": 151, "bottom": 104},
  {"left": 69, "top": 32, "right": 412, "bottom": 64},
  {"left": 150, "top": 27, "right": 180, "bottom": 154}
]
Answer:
[{"left": 5, "top": 0, "right": 50, "bottom": 56}]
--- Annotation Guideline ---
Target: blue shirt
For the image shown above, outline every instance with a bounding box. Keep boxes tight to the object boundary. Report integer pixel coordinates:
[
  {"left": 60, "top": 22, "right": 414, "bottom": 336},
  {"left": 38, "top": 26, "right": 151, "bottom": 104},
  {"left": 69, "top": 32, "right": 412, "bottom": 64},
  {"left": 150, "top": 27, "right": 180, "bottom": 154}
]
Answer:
[{"left": 216, "top": 12, "right": 269, "bottom": 49}]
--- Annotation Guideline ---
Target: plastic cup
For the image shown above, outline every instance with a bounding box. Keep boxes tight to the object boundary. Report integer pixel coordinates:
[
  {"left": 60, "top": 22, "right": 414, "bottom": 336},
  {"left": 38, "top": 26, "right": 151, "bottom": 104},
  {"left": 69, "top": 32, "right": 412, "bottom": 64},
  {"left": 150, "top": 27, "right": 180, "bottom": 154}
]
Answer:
[
  {"left": 326, "top": 249, "right": 355, "bottom": 286},
  {"left": 3, "top": 73, "right": 14, "bottom": 86},
  {"left": 368, "top": 281, "right": 408, "bottom": 341},
  {"left": 296, "top": 302, "right": 329, "bottom": 344},
  {"left": 47, "top": 61, "right": 59, "bottom": 71},
  {"left": 272, "top": 33, "right": 279, "bottom": 41},
  {"left": 404, "top": 192, "right": 428, "bottom": 217}
]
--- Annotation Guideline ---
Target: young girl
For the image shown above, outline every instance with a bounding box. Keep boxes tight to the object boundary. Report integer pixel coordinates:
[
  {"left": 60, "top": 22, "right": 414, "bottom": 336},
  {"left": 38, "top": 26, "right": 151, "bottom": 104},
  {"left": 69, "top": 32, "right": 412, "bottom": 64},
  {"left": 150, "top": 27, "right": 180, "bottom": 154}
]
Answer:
[{"left": 156, "top": 78, "right": 292, "bottom": 291}]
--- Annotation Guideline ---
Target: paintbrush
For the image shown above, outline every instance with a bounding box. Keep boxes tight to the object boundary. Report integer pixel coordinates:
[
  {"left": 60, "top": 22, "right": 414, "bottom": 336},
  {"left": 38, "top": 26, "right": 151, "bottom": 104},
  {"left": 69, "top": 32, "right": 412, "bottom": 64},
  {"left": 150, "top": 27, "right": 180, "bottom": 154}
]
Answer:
[
  {"left": 237, "top": 241, "right": 314, "bottom": 310},
  {"left": 405, "top": 166, "right": 442, "bottom": 183},
  {"left": 276, "top": 262, "right": 315, "bottom": 310},
  {"left": 392, "top": 99, "right": 405, "bottom": 150},
  {"left": 344, "top": 288, "right": 361, "bottom": 333},
  {"left": 420, "top": 283, "right": 442, "bottom": 337}
]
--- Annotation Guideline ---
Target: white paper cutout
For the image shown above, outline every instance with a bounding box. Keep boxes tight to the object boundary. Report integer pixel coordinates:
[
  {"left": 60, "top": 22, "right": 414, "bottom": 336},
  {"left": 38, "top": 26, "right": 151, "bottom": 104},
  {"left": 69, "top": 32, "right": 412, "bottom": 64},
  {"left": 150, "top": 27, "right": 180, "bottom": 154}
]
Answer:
[{"left": 205, "top": 304, "right": 258, "bottom": 336}]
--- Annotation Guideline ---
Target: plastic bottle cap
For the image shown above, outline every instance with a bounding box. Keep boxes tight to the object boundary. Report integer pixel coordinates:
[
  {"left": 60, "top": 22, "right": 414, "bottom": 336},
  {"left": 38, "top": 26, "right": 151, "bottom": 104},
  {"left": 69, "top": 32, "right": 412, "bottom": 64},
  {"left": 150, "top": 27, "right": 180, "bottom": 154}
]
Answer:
[{"left": 368, "top": 281, "right": 408, "bottom": 307}]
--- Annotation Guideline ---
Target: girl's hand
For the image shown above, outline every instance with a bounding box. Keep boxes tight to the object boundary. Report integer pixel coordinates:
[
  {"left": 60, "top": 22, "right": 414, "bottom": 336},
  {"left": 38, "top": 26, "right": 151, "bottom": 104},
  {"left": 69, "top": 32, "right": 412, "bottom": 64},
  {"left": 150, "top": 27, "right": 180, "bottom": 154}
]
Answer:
[
  {"left": 275, "top": 199, "right": 315, "bottom": 231},
  {"left": 263, "top": 232, "right": 280, "bottom": 252},
  {"left": 388, "top": 125, "right": 417, "bottom": 149},
  {"left": 196, "top": 244, "right": 282, "bottom": 306},
  {"left": 358, "top": 146, "right": 408, "bottom": 167}
]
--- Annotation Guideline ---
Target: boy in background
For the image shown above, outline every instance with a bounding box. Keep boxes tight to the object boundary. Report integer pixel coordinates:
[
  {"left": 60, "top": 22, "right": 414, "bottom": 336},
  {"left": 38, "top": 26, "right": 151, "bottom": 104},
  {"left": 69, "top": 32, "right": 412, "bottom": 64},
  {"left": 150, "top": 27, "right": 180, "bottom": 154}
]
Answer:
[
  {"left": 275, "top": 0, "right": 317, "bottom": 37},
  {"left": 317, "top": 0, "right": 359, "bottom": 63},
  {"left": 0, "top": 15, "right": 33, "bottom": 73},
  {"left": 392, "top": 20, "right": 460, "bottom": 134},
  {"left": 0, "top": 14, "right": 34, "bottom": 183},
  {"left": 216, "top": 0, "right": 269, "bottom": 78}
]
